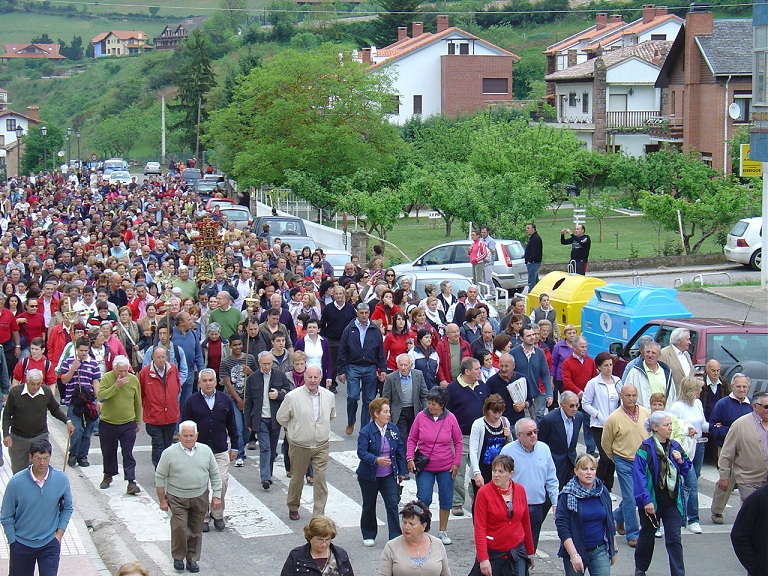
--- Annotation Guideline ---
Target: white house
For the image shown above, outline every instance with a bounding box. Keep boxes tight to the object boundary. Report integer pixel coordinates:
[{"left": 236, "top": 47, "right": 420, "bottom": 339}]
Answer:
[{"left": 545, "top": 40, "right": 671, "bottom": 156}]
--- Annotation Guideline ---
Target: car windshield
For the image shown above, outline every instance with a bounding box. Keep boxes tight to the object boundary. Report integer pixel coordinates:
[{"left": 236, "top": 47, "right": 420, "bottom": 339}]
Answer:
[
  {"left": 707, "top": 333, "right": 768, "bottom": 365},
  {"left": 500, "top": 242, "right": 524, "bottom": 259},
  {"left": 325, "top": 254, "right": 350, "bottom": 266},
  {"left": 265, "top": 220, "right": 304, "bottom": 236},
  {"left": 221, "top": 210, "right": 249, "bottom": 221},
  {"left": 728, "top": 221, "right": 749, "bottom": 237}
]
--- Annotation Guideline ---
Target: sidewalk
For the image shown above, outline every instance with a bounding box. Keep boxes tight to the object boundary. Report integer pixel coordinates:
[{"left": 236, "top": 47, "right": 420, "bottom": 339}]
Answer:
[{"left": 0, "top": 453, "right": 111, "bottom": 576}]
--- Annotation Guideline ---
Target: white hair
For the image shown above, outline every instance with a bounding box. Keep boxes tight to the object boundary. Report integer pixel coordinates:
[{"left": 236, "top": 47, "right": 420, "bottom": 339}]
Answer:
[
  {"left": 179, "top": 420, "right": 198, "bottom": 434},
  {"left": 112, "top": 355, "right": 131, "bottom": 369}
]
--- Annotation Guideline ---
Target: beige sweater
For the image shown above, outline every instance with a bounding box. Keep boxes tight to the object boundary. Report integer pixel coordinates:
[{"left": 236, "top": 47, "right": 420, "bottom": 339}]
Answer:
[
  {"left": 276, "top": 385, "right": 336, "bottom": 449},
  {"left": 602, "top": 406, "right": 651, "bottom": 461},
  {"left": 718, "top": 412, "right": 768, "bottom": 484}
]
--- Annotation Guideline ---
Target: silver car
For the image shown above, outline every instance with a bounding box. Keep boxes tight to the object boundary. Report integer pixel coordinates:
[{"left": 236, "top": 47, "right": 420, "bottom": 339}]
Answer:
[
  {"left": 392, "top": 239, "right": 527, "bottom": 291},
  {"left": 393, "top": 271, "right": 499, "bottom": 318}
]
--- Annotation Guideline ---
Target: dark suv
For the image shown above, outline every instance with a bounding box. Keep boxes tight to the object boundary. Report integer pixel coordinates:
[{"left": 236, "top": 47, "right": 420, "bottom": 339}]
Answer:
[{"left": 609, "top": 318, "right": 768, "bottom": 394}]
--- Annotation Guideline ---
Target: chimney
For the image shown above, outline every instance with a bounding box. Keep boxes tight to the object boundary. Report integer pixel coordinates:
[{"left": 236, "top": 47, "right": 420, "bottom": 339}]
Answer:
[
  {"left": 412, "top": 22, "right": 424, "bottom": 37},
  {"left": 686, "top": 3, "right": 714, "bottom": 35},
  {"left": 26, "top": 105, "right": 39, "bottom": 122},
  {"left": 361, "top": 48, "right": 371, "bottom": 63},
  {"left": 652, "top": 49, "right": 661, "bottom": 65},
  {"left": 656, "top": 6, "right": 668, "bottom": 15},
  {"left": 610, "top": 14, "right": 622, "bottom": 22},
  {"left": 642, "top": 4, "right": 656, "bottom": 23},
  {"left": 596, "top": 12, "right": 607, "bottom": 30},
  {"left": 397, "top": 27, "right": 408, "bottom": 42},
  {"left": 567, "top": 49, "right": 577, "bottom": 67},
  {"left": 437, "top": 15, "right": 449, "bottom": 33}
]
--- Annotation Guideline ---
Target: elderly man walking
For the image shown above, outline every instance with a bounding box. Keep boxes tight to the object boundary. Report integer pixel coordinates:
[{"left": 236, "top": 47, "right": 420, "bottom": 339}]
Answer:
[
  {"left": 601, "top": 384, "right": 650, "bottom": 547},
  {"left": 97, "top": 355, "right": 142, "bottom": 494},
  {"left": 500, "top": 417, "right": 559, "bottom": 549},
  {"left": 659, "top": 328, "right": 693, "bottom": 388},
  {"left": 181, "top": 369, "right": 238, "bottom": 533},
  {"left": 624, "top": 341, "right": 674, "bottom": 410},
  {"left": 717, "top": 390, "right": 768, "bottom": 506},
  {"left": 155, "top": 420, "right": 222, "bottom": 574},
  {"left": 139, "top": 346, "right": 182, "bottom": 469},
  {"left": 2, "top": 369, "right": 74, "bottom": 474},
  {"left": 276, "top": 366, "right": 336, "bottom": 520}
]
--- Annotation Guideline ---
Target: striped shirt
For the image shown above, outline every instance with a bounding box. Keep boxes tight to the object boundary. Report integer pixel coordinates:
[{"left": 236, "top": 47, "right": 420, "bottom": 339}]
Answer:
[{"left": 59, "top": 357, "right": 101, "bottom": 405}]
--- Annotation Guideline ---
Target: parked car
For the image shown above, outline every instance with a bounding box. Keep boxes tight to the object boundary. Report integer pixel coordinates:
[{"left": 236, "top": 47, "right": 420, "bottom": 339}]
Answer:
[
  {"left": 609, "top": 317, "right": 768, "bottom": 394},
  {"left": 278, "top": 236, "right": 318, "bottom": 253},
  {"left": 394, "top": 271, "right": 499, "bottom": 318},
  {"left": 724, "top": 217, "right": 762, "bottom": 270},
  {"left": 219, "top": 206, "right": 253, "bottom": 231},
  {"left": 206, "top": 197, "right": 236, "bottom": 211},
  {"left": 104, "top": 170, "right": 133, "bottom": 185},
  {"left": 251, "top": 216, "right": 308, "bottom": 242},
  {"left": 391, "top": 239, "right": 527, "bottom": 292},
  {"left": 181, "top": 168, "right": 202, "bottom": 186},
  {"left": 143, "top": 161, "right": 162, "bottom": 175},
  {"left": 195, "top": 179, "right": 223, "bottom": 198},
  {"left": 322, "top": 249, "right": 353, "bottom": 277}
]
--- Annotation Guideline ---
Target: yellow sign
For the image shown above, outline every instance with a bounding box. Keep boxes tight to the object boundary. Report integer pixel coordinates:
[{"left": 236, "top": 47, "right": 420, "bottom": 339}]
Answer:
[{"left": 741, "top": 144, "right": 763, "bottom": 177}]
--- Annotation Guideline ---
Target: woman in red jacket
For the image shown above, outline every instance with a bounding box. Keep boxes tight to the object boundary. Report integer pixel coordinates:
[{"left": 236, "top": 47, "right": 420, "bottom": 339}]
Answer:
[
  {"left": 384, "top": 312, "right": 411, "bottom": 372},
  {"left": 470, "top": 454, "right": 535, "bottom": 576},
  {"left": 371, "top": 289, "right": 401, "bottom": 335}
]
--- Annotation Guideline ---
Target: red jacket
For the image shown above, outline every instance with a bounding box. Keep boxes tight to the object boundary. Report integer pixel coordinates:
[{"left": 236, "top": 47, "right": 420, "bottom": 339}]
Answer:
[
  {"left": 473, "top": 480, "right": 535, "bottom": 562},
  {"left": 384, "top": 331, "right": 410, "bottom": 371},
  {"left": 435, "top": 335, "right": 471, "bottom": 385},
  {"left": 562, "top": 354, "right": 597, "bottom": 395},
  {"left": 370, "top": 304, "right": 402, "bottom": 333},
  {"left": 139, "top": 362, "right": 181, "bottom": 426},
  {"left": 46, "top": 323, "right": 71, "bottom": 366}
]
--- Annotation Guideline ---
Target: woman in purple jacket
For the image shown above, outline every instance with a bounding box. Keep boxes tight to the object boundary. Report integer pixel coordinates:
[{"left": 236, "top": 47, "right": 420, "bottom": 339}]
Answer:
[
  {"left": 293, "top": 318, "right": 333, "bottom": 388},
  {"left": 551, "top": 324, "right": 578, "bottom": 405},
  {"left": 405, "top": 387, "right": 463, "bottom": 546}
]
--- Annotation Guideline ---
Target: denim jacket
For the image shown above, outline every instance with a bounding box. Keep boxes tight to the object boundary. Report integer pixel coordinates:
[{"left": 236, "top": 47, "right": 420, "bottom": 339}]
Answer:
[{"left": 356, "top": 421, "right": 407, "bottom": 482}]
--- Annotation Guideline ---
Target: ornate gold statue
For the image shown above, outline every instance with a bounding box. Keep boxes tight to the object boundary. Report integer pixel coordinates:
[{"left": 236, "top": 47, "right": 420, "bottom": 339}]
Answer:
[{"left": 193, "top": 216, "right": 224, "bottom": 284}]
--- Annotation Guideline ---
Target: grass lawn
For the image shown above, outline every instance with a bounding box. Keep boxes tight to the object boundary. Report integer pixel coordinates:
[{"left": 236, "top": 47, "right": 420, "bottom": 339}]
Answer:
[{"left": 379, "top": 208, "right": 724, "bottom": 265}]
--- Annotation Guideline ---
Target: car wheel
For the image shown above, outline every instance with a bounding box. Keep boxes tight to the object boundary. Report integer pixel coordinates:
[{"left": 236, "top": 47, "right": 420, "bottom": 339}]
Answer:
[{"left": 750, "top": 249, "right": 762, "bottom": 271}]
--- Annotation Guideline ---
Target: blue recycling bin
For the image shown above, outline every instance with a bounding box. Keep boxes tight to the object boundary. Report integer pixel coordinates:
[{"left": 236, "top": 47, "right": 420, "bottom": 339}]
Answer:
[{"left": 582, "top": 283, "right": 692, "bottom": 355}]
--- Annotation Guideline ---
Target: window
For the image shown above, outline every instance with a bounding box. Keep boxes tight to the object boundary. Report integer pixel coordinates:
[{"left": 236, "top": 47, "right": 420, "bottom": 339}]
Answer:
[
  {"left": 733, "top": 93, "right": 752, "bottom": 123},
  {"left": 650, "top": 34, "right": 667, "bottom": 41},
  {"left": 582, "top": 92, "right": 589, "bottom": 114},
  {"left": 448, "top": 42, "right": 469, "bottom": 55},
  {"left": 482, "top": 78, "right": 508, "bottom": 94},
  {"left": 385, "top": 95, "right": 400, "bottom": 115},
  {"left": 6, "top": 119, "right": 16, "bottom": 131},
  {"left": 413, "top": 95, "right": 422, "bottom": 115},
  {"left": 670, "top": 90, "right": 676, "bottom": 115},
  {"left": 569, "top": 92, "right": 577, "bottom": 107},
  {"left": 459, "top": 43, "right": 469, "bottom": 55},
  {"left": 755, "top": 25, "right": 768, "bottom": 104}
]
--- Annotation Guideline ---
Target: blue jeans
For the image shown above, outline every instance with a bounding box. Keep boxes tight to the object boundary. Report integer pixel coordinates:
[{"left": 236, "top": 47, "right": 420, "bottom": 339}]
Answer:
[
  {"left": 257, "top": 418, "right": 281, "bottom": 482},
  {"left": 346, "top": 364, "right": 378, "bottom": 428},
  {"left": 176, "top": 375, "right": 195, "bottom": 431},
  {"left": 415, "top": 469, "right": 454, "bottom": 510},
  {"left": 563, "top": 544, "right": 611, "bottom": 576},
  {"left": 613, "top": 455, "right": 640, "bottom": 541},
  {"left": 9, "top": 537, "right": 61, "bottom": 576},
  {"left": 527, "top": 262, "right": 541, "bottom": 294},
  {"left": 67, "top": 404, "right": 96, "bottom": 460},
  {"left": 529, "top": 503, "right": 544, "bottom": 550},
  {"left": 358, "top": 473, "right": 402, "bottom": 541},
  {"left": 231, "top": 398, "right": 248, "bottom": 460},
  {"left": 683, "top": 444, "right": 705, "bottom": 523}
]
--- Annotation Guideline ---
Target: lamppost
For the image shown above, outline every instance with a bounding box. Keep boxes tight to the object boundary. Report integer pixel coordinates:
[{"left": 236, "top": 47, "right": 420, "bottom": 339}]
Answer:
[
  {"left": 76, "top": 130, "right": 81, "bottom": 171},
  {"left": 40, "top": 125, "right": 47, "bottom": 174},
  {"left": 66, "top": 127, "right": 71, "bottom": 169},
  {"left": 15, "top": 126, "right": 23, "bottom": 178}
]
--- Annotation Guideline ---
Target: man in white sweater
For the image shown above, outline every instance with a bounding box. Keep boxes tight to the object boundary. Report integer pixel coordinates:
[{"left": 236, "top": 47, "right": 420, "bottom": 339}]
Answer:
[
  {"left": 155, "top": 420, "right": 222, "bottom": 573},
  {"left": 276, "top": 366, "right": 336, "bottom": 520}
]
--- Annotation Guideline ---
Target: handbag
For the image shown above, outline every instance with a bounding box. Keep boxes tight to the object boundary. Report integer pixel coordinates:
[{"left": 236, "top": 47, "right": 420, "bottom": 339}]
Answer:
[{"left": 413, "top": 415, "right": 446, "bottom": 475}]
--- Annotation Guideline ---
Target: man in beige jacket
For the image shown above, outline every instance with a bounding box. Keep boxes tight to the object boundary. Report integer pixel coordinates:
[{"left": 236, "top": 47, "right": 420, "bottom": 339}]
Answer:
[
  {"left": 276, "top": 366, "right": 336, "bottom": 520},
  {"left": 659, "top": 327, "right": 693, "bottom": 389},
  {"left": 717, "top": 391, "right": 768, "bottom": 504}
]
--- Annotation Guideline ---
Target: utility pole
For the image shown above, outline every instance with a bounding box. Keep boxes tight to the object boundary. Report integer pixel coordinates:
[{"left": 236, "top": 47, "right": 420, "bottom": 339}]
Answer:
[
  {"left": 161, "top": 94, "right": 166, "bottom": 166},
  {"left": 195, "top": 94, "right": 201, "bottom": 169}
]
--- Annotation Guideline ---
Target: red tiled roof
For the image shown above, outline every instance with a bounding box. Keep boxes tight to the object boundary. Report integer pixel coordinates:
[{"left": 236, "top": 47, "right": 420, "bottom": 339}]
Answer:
[
  {"left": 369, "top": 26, "right": 520, "bottom": 70},
  {"left": 585, "top": 15, "right": 683, "bottom": 51},
  {"left": 544, "top": 21, "right": 627, "bottom": 54},
  {"left": 544, "top": 40, "right": 671, "bottom": 81},
  {"left": 2, "top": 43, "right": 65, "bottom": 59}
]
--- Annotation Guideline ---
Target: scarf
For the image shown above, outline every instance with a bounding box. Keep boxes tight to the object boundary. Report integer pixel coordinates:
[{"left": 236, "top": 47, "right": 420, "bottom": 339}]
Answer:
[
  {"left": 292, "top": 369, "right": 305, "bottom": 388},
  {"left": 653, "top": 435, "right": 678, "bottom": 498},
  {"left": 561, "top": 475, "right": 605, "bottom": 512}
]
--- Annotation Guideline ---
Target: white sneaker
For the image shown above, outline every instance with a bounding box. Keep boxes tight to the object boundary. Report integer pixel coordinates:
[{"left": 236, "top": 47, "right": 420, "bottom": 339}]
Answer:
[
  {"left": 363, "top": 539, "right": 375, "bottom": 547},
  {"left": 234, "top": 458, "right": 244, "bottom": 467},
  {"left": 655, "top": 526, "right": 663, "bottom": 538},
  {"left": 688, "top": 522, "right": 702, "bottom": 534},
  {"left": 437, "top": 531, "right": 452, "bottom": 545},
  {"left": 610, "top": 493, "right": 618, "bottom": 502}
]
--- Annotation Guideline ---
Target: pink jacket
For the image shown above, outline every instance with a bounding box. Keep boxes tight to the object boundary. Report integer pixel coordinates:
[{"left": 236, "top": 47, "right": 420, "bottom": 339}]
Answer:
[{"left": 406, "top": 409, "right": 463, "bottom": 472}]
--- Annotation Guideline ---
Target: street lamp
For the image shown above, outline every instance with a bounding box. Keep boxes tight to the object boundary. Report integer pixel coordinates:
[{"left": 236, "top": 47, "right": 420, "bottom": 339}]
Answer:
[
  {"left": 15, "top": 126, "right": 23, "bottom": 178},
  {"left": 66, "top": 127, "right": 71, "bottom": 168},
  {"left": 76, "top": 130, "right": 81, "bottom": 171},
  {"left": 40, "top": 125, "right": 47, "bottom": 174}
]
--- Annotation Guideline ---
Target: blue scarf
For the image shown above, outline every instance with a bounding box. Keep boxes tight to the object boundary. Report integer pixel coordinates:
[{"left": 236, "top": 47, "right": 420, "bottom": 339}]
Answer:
[{"left": 561, "top": 475, "right": 605, "bottom": 512}]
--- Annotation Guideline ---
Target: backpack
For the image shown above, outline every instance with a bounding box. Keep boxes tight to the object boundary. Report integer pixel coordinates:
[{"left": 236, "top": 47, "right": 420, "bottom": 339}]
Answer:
[{"left": 21, "top": 357, "right": 52, "bottom": 382}]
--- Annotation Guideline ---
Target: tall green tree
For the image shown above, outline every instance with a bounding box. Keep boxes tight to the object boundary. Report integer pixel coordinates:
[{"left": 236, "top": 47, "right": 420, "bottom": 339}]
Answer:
[
  {"left": 21, "top": 125, "right": 64, "bottom": 174},
  {"left": 206, "top": 44, "right": 404, "bottom": 198},
  {"left": 372, "top": 0, "right": 422, "bottom": 46},
  {"left": 170, "top": 29, "right": 215, "bottom": 162},
  {"left": 267, "top": 0, "right": 299, "bottom": 42}
]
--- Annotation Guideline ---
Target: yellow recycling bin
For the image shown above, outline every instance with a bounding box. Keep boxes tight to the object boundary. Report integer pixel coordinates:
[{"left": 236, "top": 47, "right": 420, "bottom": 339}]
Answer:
[{"left": 527, "top": 272, "right": 606, "bottom": 336}]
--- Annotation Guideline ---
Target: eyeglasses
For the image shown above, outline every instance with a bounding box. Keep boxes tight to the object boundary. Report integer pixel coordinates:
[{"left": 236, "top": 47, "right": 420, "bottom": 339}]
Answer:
[
  {"left": 27, "top": 304, "right": 38, "bottom": 308},
  {"left": 505, "top": 500, "right": 514, "bottom": 519},
  {"left": 385, "top": 273, "right": 395, "bottom": 277},
  {"left": 524, "top": 429, "right": 539, "bottom": 437},
  {"left": 31, "top": 455, "right": 51, "bottom": 463},
  {"left": 404, "top": 503, "right": 425, "bottom": 515},
  {"left": 311, "top": 537, "right": 333, "bottom": 544},
  {"left": 756, "top": 404, "right": 768, "bottom": 409}
]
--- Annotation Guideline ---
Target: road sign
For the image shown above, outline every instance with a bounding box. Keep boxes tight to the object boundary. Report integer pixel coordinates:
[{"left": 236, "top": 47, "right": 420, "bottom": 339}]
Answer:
[
  {"left": 91, "top": 154, "right": 98, "bottom": 161},
  {"left": 740, "top": 144, "right": 763, "bottom": 177}
]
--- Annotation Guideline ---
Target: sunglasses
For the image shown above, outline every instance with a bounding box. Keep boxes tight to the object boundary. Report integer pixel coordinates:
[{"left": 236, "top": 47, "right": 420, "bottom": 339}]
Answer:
[
  {"left": 524, "top": 429, "right": 539, "bottom": 437},
  {"left": 404, "top": 503, "right": 425, "bottom": 515}
]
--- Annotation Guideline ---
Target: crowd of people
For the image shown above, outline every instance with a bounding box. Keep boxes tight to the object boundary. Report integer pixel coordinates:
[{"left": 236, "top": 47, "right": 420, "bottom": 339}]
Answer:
[{"left": 0, "top": 169, "right": 764, "bottom": 576}]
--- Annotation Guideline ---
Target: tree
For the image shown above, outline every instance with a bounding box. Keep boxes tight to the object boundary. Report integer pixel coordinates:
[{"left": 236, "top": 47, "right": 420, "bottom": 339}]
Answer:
[
  {"left": 31, "top": 33, "right": 52, "bottom": 44},
  {"left": 149, "top": 6, "right": 160, "bottom": 17},
  {"left": 267, "top": 0, "right": 299, "bottom": 42},
  {"left": 218, "top": 0, "right": 248, "bottom": 32},
  {"left": 170, "top": 29, "right": 215, "bottom": 163},
  {"left": 21, "top": 125, "right": 64, "bottom": 174},
  {"left": 372, "top": 0, "right": 422, "bottom": 46},
  {"left": 583, "top": 191, "right": 617, "bottom": 243},
  {"left": 206, "top": 44, "right": 404, "bottom": 198}
]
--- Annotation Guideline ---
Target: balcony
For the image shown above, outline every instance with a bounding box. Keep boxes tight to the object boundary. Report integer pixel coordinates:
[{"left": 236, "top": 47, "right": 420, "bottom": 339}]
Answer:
[
  {"left": 606, "top": 110, "right": 657, "bottom": 129},
  {"left": 646, "top": 115, "right": 684, "bottom": 141}
]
